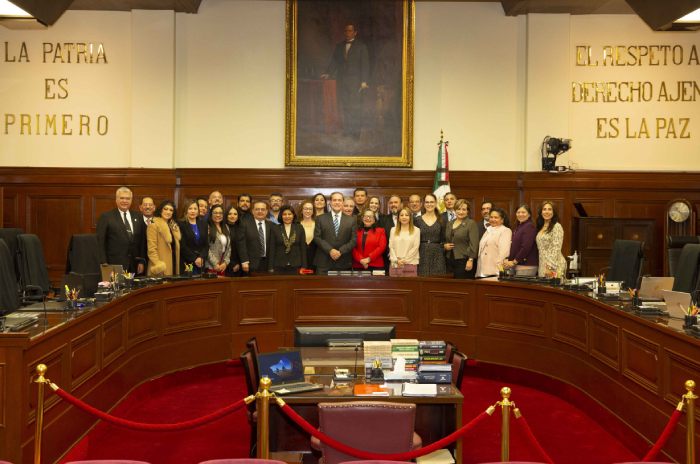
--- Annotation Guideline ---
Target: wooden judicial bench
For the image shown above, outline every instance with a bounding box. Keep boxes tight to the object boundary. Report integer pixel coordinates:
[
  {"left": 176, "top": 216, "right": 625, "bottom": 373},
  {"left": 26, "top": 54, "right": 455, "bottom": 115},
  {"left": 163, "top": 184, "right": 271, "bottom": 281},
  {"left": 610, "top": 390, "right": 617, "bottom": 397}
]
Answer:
[{"left": 1, "top": 276, "right": 699, "bottom": 463}]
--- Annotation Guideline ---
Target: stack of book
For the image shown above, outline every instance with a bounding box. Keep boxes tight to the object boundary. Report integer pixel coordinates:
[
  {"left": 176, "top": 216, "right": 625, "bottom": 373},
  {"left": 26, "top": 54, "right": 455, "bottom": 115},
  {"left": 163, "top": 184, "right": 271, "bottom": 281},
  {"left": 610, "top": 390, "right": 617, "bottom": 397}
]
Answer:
[
  {"left": 363, "top": 340, "right": 392, "bottom": 377},
  {"left": 390, "top": 339, "right": 420, "bottom": 372},
  {"left": 417, "top": 363, "right": 452, "bottom": 384},
  {"left": 418, "top": 340, "right": 451, "bottom": 384},
  {"left": 418, "top": 340, "right": 447, "bottom": 364}
]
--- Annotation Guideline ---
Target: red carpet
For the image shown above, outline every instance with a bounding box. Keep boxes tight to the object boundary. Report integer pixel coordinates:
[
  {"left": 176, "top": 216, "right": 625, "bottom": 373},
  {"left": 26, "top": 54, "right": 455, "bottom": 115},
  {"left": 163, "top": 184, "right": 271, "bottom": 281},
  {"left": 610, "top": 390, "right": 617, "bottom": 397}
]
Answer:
[{"left": 59, "top": 361, "right": 650, "bottom": 464}]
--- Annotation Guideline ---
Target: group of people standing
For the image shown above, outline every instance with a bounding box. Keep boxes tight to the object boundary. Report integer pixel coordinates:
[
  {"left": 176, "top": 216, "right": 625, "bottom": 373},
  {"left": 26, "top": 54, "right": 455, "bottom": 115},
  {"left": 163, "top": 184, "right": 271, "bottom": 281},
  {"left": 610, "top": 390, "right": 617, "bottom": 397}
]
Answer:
[{"left": 97, "top": 187, "right": 567, "bottom": 280}]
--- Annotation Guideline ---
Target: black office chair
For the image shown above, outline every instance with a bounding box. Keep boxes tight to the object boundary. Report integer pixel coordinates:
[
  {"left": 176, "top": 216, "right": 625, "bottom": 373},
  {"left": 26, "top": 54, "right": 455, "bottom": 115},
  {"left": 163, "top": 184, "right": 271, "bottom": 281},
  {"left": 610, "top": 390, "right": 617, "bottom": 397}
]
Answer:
[
  {"left": 64, "top": 234, "right": 101, "bottom": 297},
  {"left": 672, "top": 243, "right": 700, "bottom": 294},
  {"left": 667, "top": 236, "right": 700, "bottom": 277},
  {"left": 604, "top": 239, "right": 644, "bottom": 290},
  {"left": 17, "top": 233, "right": 52, "bottom": 301},
  {"left": 0, "top": 239, "right": 21, "bottom": 314},
  {"left": 0, "top": 228, "right": 23, "bottom": 283}
]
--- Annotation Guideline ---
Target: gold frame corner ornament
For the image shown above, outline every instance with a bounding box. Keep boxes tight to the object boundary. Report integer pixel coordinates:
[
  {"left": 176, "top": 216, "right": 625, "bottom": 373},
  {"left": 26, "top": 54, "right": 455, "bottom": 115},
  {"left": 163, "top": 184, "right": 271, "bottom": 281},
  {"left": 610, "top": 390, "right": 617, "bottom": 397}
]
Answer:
[{"left": 284, "top": 0, "right": 414, "bottom": 168}]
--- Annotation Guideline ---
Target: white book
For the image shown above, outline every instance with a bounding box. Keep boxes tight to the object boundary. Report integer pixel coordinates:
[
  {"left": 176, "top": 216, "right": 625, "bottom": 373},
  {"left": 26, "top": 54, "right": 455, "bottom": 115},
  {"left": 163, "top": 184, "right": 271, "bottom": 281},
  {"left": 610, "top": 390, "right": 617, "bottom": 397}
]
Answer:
[
  {"left": 402, "top": 383, "right": 437, "bottom": 397},
  {"left": 416, "top": 449, "right": 455, "bottom": 464}
]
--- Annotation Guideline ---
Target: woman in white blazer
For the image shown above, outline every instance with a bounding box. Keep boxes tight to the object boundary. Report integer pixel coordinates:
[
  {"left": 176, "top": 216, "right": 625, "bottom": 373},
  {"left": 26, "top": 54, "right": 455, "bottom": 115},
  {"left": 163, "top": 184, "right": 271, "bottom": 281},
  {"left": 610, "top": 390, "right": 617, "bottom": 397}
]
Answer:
[{"left": 476, "top": 208, "right": 512, "bottom": 277}]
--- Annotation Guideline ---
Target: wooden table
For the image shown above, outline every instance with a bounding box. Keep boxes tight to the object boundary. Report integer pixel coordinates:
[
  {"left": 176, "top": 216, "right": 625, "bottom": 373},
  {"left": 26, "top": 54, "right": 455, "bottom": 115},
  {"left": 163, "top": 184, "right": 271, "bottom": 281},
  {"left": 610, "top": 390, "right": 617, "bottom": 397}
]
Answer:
[{"left": 268, "top": 347, "right": 463, "bottom": 463}]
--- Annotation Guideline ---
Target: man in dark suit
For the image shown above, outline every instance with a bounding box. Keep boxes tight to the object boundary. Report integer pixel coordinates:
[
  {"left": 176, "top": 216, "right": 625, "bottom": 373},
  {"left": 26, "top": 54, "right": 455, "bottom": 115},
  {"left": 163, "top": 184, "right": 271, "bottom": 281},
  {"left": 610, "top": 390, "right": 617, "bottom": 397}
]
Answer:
[
  {"left": 238, "top": 200, "right": 273, "bottom": 274},
  {"left": 96, "top": 186, "right": 146, "bottom": 274},
  {"left": 321, "top": 23, "right": 370, "bottom": 138},
  {"left": 477, "top": 200, "right": 493, "bottom": 239},
  {"left": 314, "top": 192, "right": 357, "bottom": 274},
  {"left": 379, "top": 194, "right": 402, "bottom": 272},
  {"left": 440, "top": 192, "right": 457, "bottom": 224}
]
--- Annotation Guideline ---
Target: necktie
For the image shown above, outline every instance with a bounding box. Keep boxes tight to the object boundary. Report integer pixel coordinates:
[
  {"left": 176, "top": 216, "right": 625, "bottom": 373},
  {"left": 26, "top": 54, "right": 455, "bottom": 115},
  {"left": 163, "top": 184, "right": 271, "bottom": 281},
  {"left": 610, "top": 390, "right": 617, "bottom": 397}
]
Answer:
[
  {"left": 333, "top": 214, "right": 340, "bottom": 236},
  {"left": 449, "top": 212, "right": 455, "bottom": 221},
  {"left": 258, "top": 221, "right": 265, "bottom": 256},
  {"left": 123, "top": 212, "right": 133, "bottom": 240}
]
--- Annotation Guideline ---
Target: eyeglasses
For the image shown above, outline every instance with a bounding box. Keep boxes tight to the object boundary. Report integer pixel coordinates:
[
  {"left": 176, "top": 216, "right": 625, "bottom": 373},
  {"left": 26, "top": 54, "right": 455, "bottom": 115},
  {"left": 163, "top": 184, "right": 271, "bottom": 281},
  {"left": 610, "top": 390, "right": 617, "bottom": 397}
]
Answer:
[{"left": 212, "top": 212, "right": 223, "bottom": 216}]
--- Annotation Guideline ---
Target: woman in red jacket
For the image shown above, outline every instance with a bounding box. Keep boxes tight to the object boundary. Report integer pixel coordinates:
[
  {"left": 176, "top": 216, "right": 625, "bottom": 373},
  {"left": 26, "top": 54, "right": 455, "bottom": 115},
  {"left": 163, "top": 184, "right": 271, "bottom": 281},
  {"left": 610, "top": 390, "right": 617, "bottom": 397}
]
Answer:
[{"left": 352, "top": 209, "right": 387, "bottom": 271}]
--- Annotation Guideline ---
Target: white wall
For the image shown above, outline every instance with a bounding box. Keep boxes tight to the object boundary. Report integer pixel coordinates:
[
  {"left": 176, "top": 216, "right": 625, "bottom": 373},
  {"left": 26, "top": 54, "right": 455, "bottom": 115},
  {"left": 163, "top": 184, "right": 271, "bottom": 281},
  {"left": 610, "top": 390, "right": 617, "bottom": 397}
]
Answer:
[{"left": 0, "top": 0, "right": 697, "bottom": 171}]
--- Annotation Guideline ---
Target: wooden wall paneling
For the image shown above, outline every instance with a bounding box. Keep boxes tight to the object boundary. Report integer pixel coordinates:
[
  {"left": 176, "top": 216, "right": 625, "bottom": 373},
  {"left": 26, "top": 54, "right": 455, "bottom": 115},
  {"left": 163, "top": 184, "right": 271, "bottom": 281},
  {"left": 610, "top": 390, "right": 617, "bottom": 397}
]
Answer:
[
  {"left": 0, "top": 186, "right": 3, "bottom": 227},
  {"left": 27, "top": 192, "right": 84, "bottom": 278},
  {"left": 102, "top": 312, "right": 127, "bottom": 368},
  {"left": 551, "top": 304, "right": 588, "bottom": 352},
  {"left": 589, "top": 315, "right": 620, "bottom": 372},
  {"left": 621, "top": 329, "right": 660, "bottom": 395},
  {"left": 2, "top": 189, "right": 20, "bottom": 229},
  {"left": 69, "top": 327, "right": 101, "bottom": 390}
]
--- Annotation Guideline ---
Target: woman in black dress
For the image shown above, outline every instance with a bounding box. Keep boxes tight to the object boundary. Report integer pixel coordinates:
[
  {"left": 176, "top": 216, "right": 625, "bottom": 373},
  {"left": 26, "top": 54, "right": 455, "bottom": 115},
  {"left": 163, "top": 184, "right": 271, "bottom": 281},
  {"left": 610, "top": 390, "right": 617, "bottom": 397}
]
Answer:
[
  {"left": 178, "top": 199, "right": 208, "bottom": 274},
  {"left": 268, "top": 205, "right": 307, "bottom": 274},
  {"left": 224, "top": 205, "right": 242, "bottom": 276},
  {"left": 415, "top": 193, "right": 447, "bottom": 276}
]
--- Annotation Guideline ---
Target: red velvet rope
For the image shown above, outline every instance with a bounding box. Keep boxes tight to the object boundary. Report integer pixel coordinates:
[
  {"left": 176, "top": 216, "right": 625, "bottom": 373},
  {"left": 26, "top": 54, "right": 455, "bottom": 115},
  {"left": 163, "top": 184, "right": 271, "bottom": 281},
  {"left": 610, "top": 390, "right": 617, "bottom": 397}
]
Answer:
[
  {"left": 513, "top": 414, "right": 555, "bottom": 464},
  {"left": 642, "top": 408, "right": 683, "bottom": 462},
  {"left": 53, "top": 387, "right": 247, "bottom": 431},
  {"left": 279, "top": 403, "right": 490, "bottom": 460}
]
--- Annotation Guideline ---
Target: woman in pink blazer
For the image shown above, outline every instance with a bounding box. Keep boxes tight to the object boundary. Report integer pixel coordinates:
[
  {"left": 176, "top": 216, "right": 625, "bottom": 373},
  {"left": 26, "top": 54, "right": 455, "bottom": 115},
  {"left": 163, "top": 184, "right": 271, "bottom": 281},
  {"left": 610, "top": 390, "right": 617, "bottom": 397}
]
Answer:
[{"left": 476, "top": 208, "right": 512, "bottom": 277}]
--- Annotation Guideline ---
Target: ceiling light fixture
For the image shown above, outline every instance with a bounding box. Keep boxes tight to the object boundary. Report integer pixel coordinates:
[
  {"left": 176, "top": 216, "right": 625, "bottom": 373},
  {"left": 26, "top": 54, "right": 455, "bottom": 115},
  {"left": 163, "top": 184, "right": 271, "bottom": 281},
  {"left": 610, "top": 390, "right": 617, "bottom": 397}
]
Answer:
[
  {"left": 0, "top": 0, "right": 31, "bottom": 18},
  {"left": 674, "top": 7, "right": 700, "bottom": 23}
]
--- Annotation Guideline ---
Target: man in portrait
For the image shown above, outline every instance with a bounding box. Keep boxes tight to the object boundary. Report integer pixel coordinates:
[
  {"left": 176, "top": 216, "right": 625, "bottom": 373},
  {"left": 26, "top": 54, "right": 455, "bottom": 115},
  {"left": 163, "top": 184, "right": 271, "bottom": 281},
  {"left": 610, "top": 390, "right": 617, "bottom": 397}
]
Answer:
[{"left": 321, "top": 23, "right": 370, "bottom": 138}]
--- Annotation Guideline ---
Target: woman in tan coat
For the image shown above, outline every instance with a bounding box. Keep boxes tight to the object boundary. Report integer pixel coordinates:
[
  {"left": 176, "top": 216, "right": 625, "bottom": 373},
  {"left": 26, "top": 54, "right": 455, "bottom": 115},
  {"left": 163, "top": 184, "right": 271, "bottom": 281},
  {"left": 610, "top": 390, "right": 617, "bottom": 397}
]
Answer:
[{"left": 147, "top": 200, "right": 181, "bottom": 277}]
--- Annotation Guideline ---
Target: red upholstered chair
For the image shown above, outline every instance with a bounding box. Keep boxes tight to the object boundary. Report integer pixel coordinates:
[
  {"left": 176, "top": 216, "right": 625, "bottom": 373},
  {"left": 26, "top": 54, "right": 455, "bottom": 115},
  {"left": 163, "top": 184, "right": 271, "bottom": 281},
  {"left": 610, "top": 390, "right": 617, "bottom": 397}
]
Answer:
[
  {"left": 614, "top": 462, "right": 671, "bottom": 464},
  {"left": 198, "top": 460, "right": 287, "bottom": 464},
  {"left": 240, "top": 349, "right": 260, "bottom": 457},
  {"left": 451, "top": 350, "right": 467, "bottom": 391},
  {"left": 444, "top": 341, "right": 457, "bottom": 364},
  {"left": 65, "top": 461, "right": 152, "bottom": 464},
  {"left": 317, "top": 401, "right": 421, "bottom": 464},
  {"left": 340, "top": 461, "right": 413, "bottom": 464}
]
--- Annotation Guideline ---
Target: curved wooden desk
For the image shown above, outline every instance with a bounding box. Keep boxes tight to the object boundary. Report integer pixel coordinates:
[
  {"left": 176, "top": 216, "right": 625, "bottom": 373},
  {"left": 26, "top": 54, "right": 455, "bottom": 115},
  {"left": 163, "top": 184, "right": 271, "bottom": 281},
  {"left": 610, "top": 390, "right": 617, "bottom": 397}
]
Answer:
[{"left": 2, "top": 276, "right": 699, "bottom": 463}]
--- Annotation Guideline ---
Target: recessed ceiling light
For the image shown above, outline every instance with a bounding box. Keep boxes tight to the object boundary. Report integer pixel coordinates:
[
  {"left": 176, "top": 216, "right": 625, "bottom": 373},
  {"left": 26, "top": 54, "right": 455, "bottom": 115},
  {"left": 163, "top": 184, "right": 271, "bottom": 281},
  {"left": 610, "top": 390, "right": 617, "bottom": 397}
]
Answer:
[{"left": 0, "top": 0, "right": 31, "bottom": 18}]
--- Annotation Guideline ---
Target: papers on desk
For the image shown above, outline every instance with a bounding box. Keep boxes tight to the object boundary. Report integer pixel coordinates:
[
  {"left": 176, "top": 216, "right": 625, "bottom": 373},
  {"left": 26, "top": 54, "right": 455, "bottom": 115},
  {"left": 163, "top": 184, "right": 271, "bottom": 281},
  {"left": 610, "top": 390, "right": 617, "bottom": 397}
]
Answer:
[
  {"left": 402, "top": 383, "right": 437, "bottom": 397},
  {"left": 353, "top": 384, "right": 390, "bottom": 396}
]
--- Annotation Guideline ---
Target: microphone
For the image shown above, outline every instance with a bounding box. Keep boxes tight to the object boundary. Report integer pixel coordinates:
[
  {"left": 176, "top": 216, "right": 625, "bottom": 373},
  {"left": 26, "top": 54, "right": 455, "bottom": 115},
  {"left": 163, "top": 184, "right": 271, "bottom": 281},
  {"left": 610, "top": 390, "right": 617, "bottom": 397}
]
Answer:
[{"left": 353, "top": 343, "right": 360, "bottom": 381}]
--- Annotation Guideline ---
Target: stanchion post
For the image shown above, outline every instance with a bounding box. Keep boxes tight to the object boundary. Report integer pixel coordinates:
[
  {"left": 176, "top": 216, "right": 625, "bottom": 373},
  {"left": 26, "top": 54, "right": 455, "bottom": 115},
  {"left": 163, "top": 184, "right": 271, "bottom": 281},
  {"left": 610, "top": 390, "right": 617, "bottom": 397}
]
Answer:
[
  {"left": 500, "top": 387, "right": 512, "bottom": 463},
  {"left": 33, "top": 364, "right": 48, "bottom": 464},
  {"left": 684, "top": 380, "right": 697, "bottom": 464},
  {"left": 256, "top": 376, "right": 273, "bottom": 459}
]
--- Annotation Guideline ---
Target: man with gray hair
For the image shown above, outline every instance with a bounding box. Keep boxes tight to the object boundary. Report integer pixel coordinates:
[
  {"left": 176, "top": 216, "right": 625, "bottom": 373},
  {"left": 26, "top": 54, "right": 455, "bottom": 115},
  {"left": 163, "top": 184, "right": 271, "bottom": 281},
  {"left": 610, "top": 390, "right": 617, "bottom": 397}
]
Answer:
[
  {"left": 314, "top": 191, "right": 357, "bottom": 274},
  {"left": 96, "top": 186, "right": 146, "bottom": 274}
]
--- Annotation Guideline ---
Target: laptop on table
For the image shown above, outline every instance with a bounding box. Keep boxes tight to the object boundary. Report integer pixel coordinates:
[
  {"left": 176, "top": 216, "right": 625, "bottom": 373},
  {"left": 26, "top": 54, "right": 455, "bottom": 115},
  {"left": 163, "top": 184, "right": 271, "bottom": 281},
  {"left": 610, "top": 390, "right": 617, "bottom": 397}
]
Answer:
[
  {"left": 256, "top": 349, "right": 324, "bottom": 395},
  {"left": 662, "top": 290, "right": 693, "bottom": 318},
  {"left": 638, "top": 277, "right": 674, "bottom": 302}
]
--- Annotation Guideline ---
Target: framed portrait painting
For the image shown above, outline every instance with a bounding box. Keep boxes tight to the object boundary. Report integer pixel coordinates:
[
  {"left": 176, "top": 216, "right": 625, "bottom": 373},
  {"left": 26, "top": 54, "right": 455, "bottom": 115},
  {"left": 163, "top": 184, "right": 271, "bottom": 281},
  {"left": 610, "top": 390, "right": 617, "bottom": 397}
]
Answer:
[{"left": 285, "top": 0, "right": 414, "bottom": 167}]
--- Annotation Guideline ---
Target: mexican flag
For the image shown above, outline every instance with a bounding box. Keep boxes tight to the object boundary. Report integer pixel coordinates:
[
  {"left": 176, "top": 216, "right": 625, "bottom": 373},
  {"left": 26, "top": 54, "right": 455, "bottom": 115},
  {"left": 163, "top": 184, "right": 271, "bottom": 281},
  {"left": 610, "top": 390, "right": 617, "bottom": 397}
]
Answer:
[{"left": 433, "top": 132, "right": 451, "bottom": 213}]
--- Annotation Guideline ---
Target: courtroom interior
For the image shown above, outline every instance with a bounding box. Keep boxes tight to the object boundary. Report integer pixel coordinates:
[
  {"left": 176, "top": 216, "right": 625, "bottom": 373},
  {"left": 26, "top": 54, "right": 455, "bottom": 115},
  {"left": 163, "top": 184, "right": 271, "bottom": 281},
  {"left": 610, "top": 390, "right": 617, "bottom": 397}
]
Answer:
[{"left": 1, "top": 0, "right": 700, "bottom": 463}]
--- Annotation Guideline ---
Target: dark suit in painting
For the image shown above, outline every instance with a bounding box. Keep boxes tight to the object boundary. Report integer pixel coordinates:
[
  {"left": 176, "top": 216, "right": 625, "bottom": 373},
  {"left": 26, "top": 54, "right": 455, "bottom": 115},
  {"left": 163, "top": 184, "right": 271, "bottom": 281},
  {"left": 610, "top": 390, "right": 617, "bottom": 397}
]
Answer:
[
  {"left": 325, "top": 38, "right": 370, "bottom": 137},
  {"left": 96, "top": 208, "right": 146, "bottom": 273},
  {"left": 313, "top": 211, "right": 357, "bottom": 273}
]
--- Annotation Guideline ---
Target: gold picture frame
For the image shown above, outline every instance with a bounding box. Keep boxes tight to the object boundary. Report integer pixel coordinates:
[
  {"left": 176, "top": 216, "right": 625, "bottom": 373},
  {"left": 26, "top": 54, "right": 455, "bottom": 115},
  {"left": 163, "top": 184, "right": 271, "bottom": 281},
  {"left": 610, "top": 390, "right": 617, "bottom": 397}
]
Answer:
[{"left": 285, "top": 0, "right": 414, "bottom": 167}]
